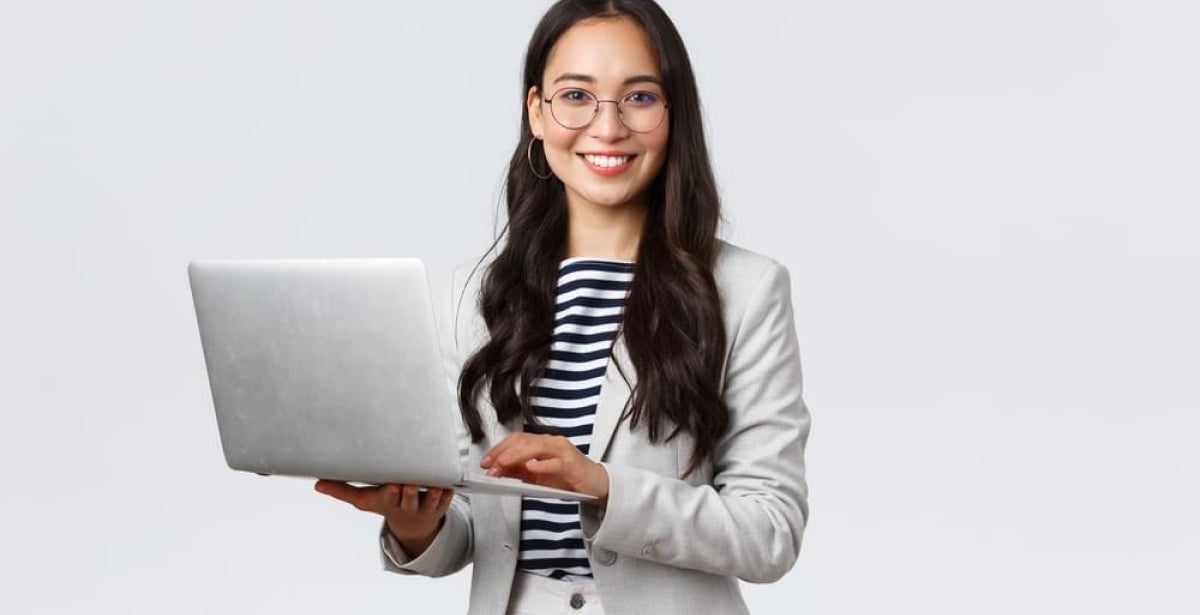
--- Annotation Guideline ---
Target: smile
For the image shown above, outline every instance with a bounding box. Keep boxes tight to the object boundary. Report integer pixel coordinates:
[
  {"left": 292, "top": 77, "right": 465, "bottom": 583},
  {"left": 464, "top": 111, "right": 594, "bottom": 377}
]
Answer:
[{"left": 579, "top": 153, "right": 636, "bottom": 176}]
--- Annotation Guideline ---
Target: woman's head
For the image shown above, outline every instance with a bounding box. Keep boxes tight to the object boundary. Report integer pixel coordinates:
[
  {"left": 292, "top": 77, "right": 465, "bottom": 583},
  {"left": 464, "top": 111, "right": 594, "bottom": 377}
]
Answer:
[
  {"left": 461, "top": 0, "right": 729, "bottom": 475},
  {"left": 526, "top": 15, "right": 669, "bottom": 213},
  {"left": 519, "top": 0, "right": 714, "bottom": 230}
]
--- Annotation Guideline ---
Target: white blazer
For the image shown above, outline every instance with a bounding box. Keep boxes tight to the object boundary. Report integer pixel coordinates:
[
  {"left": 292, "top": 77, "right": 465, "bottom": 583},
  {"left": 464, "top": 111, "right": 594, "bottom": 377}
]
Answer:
[{"left": 378, "top": 240, "right": 811, "bottom": 615}]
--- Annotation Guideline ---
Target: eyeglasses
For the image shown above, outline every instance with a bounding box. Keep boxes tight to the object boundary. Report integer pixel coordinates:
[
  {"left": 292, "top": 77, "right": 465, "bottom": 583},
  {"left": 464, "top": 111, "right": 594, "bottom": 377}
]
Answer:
[{"left": 541, "top": 87, "right": 670, "bottom": 133}]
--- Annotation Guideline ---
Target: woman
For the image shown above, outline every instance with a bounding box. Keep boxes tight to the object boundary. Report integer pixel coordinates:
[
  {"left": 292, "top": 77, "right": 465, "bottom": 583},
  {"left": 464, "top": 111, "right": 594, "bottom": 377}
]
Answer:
[{"left": 316, "top": 1, "right": 810, "bottom": 613}]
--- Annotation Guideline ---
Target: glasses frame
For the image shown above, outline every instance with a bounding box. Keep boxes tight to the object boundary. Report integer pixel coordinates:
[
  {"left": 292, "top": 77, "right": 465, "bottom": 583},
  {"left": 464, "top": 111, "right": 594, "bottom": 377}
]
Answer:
[{"left": 541, "top": 87, "right": 670, "bottom": 134}]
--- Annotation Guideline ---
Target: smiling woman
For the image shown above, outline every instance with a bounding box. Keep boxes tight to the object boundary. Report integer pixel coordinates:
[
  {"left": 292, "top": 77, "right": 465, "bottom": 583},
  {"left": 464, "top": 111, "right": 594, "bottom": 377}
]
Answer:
[
  {"left": 528, "top": 15, "right": 670, "bottom": 221},
  {"left": 314, "top": 1, "right": 811, "bottom": 614}
]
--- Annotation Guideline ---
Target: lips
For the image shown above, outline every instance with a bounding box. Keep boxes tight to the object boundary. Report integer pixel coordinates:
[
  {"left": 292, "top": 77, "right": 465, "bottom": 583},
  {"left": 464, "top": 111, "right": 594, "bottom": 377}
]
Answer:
[{"left": 578, "top": 152, "right": 636, "bottom": 176}]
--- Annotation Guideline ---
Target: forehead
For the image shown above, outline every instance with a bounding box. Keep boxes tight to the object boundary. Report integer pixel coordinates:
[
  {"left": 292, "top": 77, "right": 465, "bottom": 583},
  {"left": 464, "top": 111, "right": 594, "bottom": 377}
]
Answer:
[{"left": 544, "top": 16, "right": 661, "bottom": 87}]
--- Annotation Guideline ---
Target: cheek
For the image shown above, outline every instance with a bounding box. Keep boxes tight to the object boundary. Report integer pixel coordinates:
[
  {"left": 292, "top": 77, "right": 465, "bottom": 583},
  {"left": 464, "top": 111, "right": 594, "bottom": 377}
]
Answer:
[
  {"left": 543, "top": 127, "right": 577, "bottom": 153},
  {"left": 642, "top": 132, "right": 670, "bottom": 171}
]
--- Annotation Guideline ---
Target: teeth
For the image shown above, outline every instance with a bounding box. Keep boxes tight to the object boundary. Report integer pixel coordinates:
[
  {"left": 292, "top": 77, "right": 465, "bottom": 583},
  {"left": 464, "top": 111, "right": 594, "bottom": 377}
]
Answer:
[{"left": 583, "top": 154, "right": 630, "bottom": 168}]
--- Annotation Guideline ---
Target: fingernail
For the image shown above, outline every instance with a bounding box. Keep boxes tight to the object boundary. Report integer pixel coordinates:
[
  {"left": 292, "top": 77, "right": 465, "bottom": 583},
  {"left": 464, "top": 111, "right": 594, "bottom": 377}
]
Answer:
[{"left": 480, "top": 455, "right": 491, "bottom": 467}]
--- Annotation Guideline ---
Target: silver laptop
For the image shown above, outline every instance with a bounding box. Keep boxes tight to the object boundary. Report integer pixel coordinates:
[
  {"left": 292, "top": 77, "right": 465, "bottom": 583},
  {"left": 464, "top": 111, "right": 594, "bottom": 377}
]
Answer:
[{"left": 188, "top": 257, "right": 593, "bottom": 502}]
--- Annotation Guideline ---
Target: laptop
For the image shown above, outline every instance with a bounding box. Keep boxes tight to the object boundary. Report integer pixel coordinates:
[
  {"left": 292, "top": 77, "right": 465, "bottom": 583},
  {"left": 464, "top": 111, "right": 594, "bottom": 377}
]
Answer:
[{"left": 188, "top": 257, "right": 594, "bottom": 502}]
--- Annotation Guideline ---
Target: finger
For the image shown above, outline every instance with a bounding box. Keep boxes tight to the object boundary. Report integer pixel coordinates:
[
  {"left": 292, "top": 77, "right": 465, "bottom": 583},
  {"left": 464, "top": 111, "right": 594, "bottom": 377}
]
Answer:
[
  {"left": 315, "top": 480, "right": 376, "bottom": 510},
  {"left": 398, "top": 484, "right": 421, "bottom": 514},
  {"left": 493, "top": 437, "right": 561, "bottom": 473},
  {"left": 435, "top": 489, "right": 455, "bottom": 515},
  {"left": 315, "top": 478, "right": 348, "bottom": 495},
  {"left": 492, "top": 435, "right": 541, "bottom": 466},
  {"left": 524, "top": 457, "right": 566, "bottom": 477},
  {"left": 481, "top": 433, "right": 527, "bottom": 469},
  {"left": 419, "top": 487, "right": 444, "bottom": 514},
  {"left": 379, "top": 484, "right": 402, "bottom": 511}
]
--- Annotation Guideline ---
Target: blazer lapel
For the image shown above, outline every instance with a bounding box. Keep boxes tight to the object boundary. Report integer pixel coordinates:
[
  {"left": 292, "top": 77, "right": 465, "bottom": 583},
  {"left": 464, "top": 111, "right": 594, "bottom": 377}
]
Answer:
[{"left": 588, "top": 333, "right": 635, "bottom": 462}]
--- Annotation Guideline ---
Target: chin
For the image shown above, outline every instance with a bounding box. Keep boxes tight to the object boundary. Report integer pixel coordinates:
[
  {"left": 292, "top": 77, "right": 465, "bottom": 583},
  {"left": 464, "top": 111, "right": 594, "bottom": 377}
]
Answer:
[
  {"left": 578, "top": 192, "right": 640, "bottom": 209},
  {"left": 566, "top": 181, "right": 642, "bottom": 206}
]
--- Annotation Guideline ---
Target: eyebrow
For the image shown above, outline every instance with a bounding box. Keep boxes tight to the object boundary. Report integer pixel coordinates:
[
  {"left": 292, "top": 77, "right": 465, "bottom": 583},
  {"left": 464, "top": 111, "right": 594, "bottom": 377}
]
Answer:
[{"left": 551, "top": 73, "right": 662, "bottom": 87}]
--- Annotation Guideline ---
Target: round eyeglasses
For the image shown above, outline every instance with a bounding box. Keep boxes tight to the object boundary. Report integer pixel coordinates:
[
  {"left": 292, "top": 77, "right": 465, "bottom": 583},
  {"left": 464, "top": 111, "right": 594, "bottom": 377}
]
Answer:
[{"left": 542, "top": 87, "right": 670, "bottom": 133}]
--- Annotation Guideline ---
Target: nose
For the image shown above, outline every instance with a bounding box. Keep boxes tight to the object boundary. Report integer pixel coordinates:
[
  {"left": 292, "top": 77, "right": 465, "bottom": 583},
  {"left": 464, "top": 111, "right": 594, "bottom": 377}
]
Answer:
[{"left": 588, "top": 100, "right": 629, "bottom": 141}]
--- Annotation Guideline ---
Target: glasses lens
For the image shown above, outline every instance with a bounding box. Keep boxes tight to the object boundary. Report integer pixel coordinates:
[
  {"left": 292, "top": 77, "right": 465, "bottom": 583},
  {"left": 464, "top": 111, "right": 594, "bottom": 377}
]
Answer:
[
  {"left": 619, "top": 91, "right": 667, "bottom": 133},
  {"left": 551, "top": 89, "right": 596, "bottom": 129}
]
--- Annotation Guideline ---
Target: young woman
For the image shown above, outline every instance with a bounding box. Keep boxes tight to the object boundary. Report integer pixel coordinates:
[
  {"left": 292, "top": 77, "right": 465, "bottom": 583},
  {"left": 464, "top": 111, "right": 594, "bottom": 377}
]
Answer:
[{"left": 316, "top": 1, "right": 810, "bottom": 613}]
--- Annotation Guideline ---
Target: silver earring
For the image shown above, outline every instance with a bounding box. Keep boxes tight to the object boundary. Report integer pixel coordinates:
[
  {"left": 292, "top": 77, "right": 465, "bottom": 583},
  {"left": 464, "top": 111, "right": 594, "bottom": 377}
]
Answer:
[{"left": 527, "top": 138, "right": 553, "bottom": 180}]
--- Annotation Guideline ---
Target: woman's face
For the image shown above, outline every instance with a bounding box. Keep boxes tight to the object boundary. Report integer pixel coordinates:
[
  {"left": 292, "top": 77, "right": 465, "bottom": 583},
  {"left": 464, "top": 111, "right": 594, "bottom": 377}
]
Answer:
[{"left": 528, "top": 16, "right": 669, "bottom": 213}]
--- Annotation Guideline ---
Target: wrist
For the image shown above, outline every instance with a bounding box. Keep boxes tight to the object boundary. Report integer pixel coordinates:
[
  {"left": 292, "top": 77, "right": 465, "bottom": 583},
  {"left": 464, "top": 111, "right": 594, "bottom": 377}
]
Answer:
[
  {"left": 391, "top": 518, "right": 443, "bottom": 558},
  {"left": 397, "top": 533, "right": 436, "bottom": 558},
  {"left": 587, "top": 461, "right": 610, "bottom": 504}
]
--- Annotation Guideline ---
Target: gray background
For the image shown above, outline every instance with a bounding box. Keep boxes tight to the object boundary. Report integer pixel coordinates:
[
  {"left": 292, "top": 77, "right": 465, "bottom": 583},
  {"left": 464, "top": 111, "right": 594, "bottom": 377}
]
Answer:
[{"left": 2, "top": 0, "right": 1197, "bottom": 612}]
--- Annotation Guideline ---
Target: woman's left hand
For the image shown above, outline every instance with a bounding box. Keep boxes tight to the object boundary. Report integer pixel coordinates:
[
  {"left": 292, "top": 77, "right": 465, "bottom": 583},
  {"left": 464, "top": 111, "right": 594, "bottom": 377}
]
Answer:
[{"left": 480, "top": 433, "right": 609, "bottom": 503}]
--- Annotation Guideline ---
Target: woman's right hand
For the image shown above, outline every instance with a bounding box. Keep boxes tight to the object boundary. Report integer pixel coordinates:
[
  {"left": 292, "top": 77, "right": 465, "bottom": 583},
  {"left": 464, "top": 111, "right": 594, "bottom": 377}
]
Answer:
[{"left": 314, "top": 480, "right": 455, "bottom": 557}]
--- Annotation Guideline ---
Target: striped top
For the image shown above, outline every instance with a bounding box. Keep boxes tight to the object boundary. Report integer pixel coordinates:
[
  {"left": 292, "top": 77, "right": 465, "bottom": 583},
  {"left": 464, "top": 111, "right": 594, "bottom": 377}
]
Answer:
[{"left": 517, "top": 256, "right": 635, "bottom": 581}]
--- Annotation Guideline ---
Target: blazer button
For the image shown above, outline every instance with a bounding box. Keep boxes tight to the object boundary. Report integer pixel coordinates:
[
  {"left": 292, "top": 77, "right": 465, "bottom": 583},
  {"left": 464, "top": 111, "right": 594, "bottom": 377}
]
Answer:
[
  {"left": 570, "top": 593, "right": 586, "bottom": 609},
  {"left": 641, "top": 541, "right": 656, "bottom": 556},
  {"left": 595, "top": 548, "right": 617, "bottom": 566}
]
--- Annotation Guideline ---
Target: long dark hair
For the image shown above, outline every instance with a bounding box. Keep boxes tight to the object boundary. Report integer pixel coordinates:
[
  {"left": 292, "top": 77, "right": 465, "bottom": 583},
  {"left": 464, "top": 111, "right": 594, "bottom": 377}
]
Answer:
[{"left": 458, "top": 0, "right": 727, "bottom": 475}]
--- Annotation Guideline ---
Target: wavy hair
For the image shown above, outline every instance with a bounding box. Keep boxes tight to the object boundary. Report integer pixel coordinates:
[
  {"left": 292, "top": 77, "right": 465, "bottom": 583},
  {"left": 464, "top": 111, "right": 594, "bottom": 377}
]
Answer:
[{"left": 458, "top": 0, "right": 727, "bottom": 475}]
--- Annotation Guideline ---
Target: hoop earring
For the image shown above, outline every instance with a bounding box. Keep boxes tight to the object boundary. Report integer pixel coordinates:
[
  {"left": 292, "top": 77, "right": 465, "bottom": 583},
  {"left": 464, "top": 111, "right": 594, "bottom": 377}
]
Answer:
[{"left": 527, "top": 138, "right": 553, "bottom": 180}]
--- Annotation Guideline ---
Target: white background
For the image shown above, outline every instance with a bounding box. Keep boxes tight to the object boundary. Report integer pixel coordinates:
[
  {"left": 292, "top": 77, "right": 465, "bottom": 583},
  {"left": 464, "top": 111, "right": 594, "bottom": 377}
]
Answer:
[{"left": 2, "top": 0, "right": 1197, "bottom": 612}]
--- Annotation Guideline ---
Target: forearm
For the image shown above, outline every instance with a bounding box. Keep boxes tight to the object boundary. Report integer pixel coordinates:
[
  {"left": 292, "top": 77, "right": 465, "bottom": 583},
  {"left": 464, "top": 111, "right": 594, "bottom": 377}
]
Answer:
[
  {"left": 580, "top": 459, "right": 806, "bottom": 583},
  {"left": 392, "top": 517, "right": 443, "bottom": 558}
]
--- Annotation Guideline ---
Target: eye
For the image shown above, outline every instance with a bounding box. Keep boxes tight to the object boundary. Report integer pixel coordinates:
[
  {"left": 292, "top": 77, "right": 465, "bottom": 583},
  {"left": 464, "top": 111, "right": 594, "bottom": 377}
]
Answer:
[
  {"left": 555, "top": 88, "right": 594, "bottom": 106},
  {"left": 624, "top": 91, "right": 661, "bottom": 107}
]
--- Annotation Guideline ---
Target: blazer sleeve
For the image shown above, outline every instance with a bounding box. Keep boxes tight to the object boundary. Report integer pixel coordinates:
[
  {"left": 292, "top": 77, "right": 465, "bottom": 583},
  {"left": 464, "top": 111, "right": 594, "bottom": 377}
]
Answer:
[
  {"left": 579, "top": 261, "right": 811, "bottom": 583},
  {"left": 378, "top": 262, "right": 477, "bottom": 577}
]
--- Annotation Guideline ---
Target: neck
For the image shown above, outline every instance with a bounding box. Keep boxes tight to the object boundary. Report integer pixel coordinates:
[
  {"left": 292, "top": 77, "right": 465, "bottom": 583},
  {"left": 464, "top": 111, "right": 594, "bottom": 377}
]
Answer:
[{"left": 563, "top": 199, "right": 647, "bottom": 261}]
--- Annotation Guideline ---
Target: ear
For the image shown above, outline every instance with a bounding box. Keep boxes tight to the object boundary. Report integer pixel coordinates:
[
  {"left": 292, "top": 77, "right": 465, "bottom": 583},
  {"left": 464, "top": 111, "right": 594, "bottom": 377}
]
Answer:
[{"left": 526, "top": 85, "right": 544, "bottom": 139}]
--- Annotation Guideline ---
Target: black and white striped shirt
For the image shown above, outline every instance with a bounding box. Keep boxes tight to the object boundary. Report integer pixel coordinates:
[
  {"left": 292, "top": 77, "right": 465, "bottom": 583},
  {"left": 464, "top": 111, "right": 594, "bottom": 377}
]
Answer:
[{"left": 516, "top": 257, "right": 634, "bottom": 581}]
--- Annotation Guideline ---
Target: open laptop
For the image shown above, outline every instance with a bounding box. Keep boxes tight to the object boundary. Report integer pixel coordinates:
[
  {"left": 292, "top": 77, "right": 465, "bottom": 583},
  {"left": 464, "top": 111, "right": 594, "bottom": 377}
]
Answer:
[{"left": 188, "top": 257, "right": 594, "bottom": 502}]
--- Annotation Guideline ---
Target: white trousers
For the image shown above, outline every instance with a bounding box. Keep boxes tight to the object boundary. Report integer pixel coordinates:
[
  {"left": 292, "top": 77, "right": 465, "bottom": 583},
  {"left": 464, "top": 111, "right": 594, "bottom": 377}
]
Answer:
[{"left": 506, "top": 571, "right": 606, "bottom": 615}]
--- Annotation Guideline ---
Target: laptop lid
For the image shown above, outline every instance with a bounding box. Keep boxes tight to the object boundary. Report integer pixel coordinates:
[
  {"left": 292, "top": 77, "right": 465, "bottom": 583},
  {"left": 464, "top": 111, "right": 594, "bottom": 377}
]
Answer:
[{"left": 188, "top": 258, "right": 463, "bottom": 487}]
